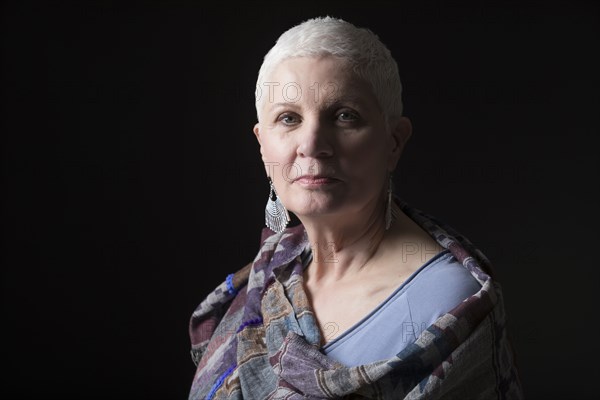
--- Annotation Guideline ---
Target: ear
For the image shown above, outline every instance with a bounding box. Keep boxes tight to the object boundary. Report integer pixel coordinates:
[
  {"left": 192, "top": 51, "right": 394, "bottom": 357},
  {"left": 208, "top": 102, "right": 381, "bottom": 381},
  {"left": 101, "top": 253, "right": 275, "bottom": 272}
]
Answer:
[
  {"left": 253, "top": 122, "right": 269, "bottom": 165},
  {"left": 253, "top": 122, "right": 261, "bottom": 145},
  {"left": 388, "top": 116, "right": 412, "bottom": 170}
]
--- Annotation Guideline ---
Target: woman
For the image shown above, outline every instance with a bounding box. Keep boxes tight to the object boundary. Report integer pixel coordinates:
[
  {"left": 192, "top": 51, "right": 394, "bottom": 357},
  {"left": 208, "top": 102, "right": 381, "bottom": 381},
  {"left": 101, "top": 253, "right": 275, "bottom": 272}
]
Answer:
[{"left": 188, "top": 17, "right": 523, "bottom": 399}]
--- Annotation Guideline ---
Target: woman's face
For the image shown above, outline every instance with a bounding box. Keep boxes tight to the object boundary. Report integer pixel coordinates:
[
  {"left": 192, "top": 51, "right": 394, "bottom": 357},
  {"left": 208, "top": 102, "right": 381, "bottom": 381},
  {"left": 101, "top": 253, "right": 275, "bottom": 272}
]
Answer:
[{"left": 254, "top": 56, "right": 408, "bottom": 220}]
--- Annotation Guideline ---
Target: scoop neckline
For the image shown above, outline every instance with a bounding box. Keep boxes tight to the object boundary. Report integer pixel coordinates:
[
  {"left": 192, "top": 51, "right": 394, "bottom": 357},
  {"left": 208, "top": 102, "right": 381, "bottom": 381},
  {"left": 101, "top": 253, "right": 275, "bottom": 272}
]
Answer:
[{"left": 300, "top": 247, "right": 451, "bottom": 350}]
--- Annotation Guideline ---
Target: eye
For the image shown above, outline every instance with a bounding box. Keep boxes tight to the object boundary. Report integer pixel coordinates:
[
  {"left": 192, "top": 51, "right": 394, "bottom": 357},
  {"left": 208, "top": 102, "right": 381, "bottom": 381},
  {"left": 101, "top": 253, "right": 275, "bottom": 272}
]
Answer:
[
  {"left": 336, "top": 110, "right": 359, "bottom": 123},
  {"left": 277, "top": 112, "right": 301, "bottom": 126}
]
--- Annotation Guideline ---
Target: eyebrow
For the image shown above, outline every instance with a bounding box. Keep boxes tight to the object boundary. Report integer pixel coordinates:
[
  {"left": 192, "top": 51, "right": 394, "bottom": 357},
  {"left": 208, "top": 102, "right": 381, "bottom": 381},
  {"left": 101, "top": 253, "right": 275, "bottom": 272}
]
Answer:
[
  {"left": 269, "top": 102, "right": 300, "bottom": 110},
  {"left": 267, "top": 96, "right": 365, "bottom": 112},
  {"left": 324, "top": 95, "right": 364, "bottom": 108}
]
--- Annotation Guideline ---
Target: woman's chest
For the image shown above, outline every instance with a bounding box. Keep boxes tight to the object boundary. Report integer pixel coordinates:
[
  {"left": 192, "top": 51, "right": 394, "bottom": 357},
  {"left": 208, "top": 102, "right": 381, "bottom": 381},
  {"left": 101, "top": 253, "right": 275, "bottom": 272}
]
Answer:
[{"left": 307, "top": 278, "right": 403, "bottom": 345}]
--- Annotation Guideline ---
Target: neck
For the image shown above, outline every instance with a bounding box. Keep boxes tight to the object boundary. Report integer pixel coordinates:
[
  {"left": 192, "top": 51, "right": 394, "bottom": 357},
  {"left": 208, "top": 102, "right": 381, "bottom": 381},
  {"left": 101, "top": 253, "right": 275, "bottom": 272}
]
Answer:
[{"left": 299, "top": 198, "right": 391, "bottom": 284}]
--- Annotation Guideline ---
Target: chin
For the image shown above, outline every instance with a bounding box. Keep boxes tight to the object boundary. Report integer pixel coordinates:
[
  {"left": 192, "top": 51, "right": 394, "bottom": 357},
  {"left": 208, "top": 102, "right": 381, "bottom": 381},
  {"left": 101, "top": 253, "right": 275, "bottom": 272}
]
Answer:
[{"left": 287, "top": 196, "right": 344, "bottom": 218}]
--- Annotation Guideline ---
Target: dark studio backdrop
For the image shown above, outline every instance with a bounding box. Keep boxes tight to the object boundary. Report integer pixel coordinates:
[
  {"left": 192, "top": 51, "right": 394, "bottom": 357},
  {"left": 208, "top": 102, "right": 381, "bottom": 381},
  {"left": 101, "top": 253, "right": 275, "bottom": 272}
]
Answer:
[{"left": 1, "top": 1, "right": 598, "bottom": 399}]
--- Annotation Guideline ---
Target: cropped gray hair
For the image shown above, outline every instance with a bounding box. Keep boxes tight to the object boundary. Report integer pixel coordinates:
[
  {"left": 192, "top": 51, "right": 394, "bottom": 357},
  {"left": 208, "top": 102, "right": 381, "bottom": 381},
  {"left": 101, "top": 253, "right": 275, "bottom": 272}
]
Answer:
[{"left": 255, "top": 16, "right": 403, "bottom": 123}]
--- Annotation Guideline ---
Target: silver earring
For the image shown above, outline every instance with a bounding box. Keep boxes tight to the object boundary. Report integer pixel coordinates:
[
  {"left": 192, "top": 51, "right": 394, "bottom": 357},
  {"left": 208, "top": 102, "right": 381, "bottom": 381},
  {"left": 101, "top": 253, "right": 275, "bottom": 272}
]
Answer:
[
  {"left": 265, "top": 177, "right": 290, "bottom": 233},
  {"left": 385, "top": 173, "right": 398, "bottom": 230}
]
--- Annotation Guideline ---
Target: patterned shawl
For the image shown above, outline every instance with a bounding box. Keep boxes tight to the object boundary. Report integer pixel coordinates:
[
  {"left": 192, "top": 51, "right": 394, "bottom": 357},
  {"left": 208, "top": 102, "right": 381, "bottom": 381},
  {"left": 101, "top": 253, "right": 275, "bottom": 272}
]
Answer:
[{"left": 188, "top": 198, "right": 523, "bottom": 399}]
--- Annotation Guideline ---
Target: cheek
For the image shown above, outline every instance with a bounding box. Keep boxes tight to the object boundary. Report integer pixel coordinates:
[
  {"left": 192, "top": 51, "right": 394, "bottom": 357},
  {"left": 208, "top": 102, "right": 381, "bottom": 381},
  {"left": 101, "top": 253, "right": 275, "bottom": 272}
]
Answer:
[
  {"left": 344, "top": 133, "right": 389, "bottom": 167},
  {"left": 259, "top": 139, "right": 297, "bottom": 181},
  {"left": 260, "top": 140, "right": 287, "bottom": 162}
]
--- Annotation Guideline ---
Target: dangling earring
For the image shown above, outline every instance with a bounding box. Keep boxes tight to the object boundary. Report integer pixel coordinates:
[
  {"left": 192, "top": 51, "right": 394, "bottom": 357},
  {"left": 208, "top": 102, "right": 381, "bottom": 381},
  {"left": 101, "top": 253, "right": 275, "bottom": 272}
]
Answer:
[
  {"left": 265, "top": 177, "right": 290, "bottom": 233},
  {"left": 385, "top": 173, "right": 398, "bottom": 230}
]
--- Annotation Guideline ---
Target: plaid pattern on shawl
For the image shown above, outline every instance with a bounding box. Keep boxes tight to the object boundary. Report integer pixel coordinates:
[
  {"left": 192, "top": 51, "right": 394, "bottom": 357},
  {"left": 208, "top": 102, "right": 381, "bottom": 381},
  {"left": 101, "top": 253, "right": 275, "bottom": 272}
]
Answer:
[{"left": 188, "top": 197, "right": 523, "bottom": 399}]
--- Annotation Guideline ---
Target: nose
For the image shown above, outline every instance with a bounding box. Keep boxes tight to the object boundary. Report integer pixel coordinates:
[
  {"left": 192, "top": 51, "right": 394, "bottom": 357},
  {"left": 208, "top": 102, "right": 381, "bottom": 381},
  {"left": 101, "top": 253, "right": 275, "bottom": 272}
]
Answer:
[{"left": 296, "top": 118, "right": 334, "bottom": 159}]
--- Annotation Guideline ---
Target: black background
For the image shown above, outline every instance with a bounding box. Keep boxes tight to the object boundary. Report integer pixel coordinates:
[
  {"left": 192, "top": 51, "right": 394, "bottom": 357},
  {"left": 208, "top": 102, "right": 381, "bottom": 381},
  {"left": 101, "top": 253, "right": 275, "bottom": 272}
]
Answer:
[{"left": 1, "top": 1, "right": 598, "bottom": 399}]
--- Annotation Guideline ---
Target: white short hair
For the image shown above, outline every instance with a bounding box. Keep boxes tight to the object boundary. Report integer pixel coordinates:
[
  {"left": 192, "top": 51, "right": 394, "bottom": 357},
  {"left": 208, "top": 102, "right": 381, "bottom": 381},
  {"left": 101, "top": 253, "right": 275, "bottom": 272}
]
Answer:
[{"left": 255, "top": 16, "right": 403, "bottom": 122}]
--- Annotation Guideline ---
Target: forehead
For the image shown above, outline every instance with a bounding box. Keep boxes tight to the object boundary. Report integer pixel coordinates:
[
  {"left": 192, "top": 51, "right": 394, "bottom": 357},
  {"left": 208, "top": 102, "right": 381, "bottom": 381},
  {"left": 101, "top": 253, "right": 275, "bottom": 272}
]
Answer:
[{"left": 262, "top": 56, "right": 377, "bottom": 107}]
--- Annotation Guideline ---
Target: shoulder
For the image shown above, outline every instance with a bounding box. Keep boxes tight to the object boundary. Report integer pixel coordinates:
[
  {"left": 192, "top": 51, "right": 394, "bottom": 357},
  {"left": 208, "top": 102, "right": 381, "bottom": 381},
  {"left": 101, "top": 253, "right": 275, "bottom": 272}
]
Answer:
[
  {"left": 395, "top": 196, "right": 496, "bottom": 278},
  {"left": 188, "top": 266, "right": 250, "bottom": 362},
  {"left": 189, "top": 224, "right": 307, "bottom": 361},
  {"left": 405, "top": 251, "right": 482, "bottom": 329},
  {"left": 409, "top": 251, "right": 482, "bottom": 303}
]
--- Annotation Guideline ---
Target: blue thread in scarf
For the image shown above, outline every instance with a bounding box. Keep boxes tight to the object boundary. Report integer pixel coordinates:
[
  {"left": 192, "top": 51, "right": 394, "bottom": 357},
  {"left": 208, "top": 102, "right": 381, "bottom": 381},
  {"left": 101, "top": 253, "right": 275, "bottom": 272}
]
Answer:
[
  {"left": 225, "top": 273, "right": 237, "bottom": 296},
  {"left": 206, "top": 363, "right": 237, "bottom": 400},
  {"left": 236, "top": 317, "right": 263, "bottom": 333}
]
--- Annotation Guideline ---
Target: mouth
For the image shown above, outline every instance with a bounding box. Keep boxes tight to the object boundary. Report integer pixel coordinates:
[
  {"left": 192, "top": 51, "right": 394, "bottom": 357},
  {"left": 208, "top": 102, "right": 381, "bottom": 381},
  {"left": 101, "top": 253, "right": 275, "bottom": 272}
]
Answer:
[{"left": 293, "top": 175, "right": 340, "bottom": 186}]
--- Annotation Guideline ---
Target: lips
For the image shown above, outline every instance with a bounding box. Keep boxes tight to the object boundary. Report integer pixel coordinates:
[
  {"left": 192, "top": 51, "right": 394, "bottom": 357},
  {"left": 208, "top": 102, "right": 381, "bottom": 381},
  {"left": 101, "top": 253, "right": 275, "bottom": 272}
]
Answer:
[{"left": 294, "top": 175, "right": 339, "bottom": 185}]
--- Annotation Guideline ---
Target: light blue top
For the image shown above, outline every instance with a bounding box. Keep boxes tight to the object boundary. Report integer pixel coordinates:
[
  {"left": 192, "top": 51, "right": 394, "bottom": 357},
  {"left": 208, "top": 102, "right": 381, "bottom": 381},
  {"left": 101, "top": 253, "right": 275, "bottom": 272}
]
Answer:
[{"left": 301, "top": 249, "right": 481, "bottom": 367}]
